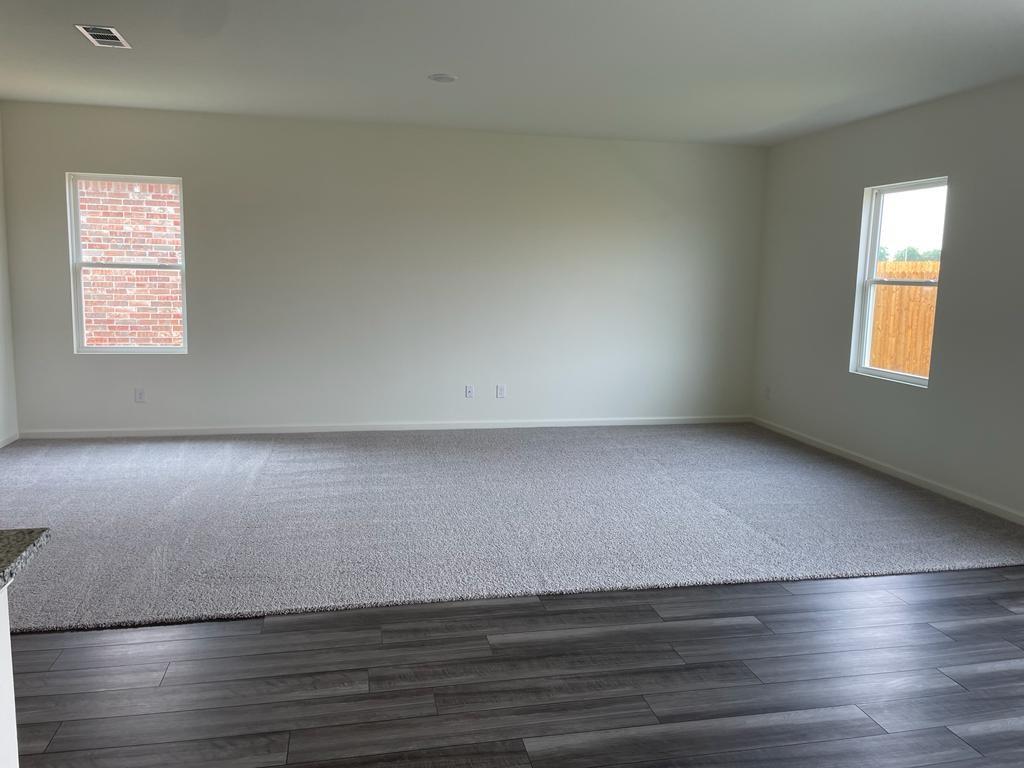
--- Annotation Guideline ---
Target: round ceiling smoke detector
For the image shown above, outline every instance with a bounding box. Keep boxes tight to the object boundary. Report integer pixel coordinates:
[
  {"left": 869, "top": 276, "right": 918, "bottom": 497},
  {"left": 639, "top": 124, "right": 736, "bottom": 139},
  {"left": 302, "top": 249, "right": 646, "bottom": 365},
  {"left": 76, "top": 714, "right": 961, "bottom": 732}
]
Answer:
[{"left": 427, "top": 73, "right": 457, "bottom": 83}]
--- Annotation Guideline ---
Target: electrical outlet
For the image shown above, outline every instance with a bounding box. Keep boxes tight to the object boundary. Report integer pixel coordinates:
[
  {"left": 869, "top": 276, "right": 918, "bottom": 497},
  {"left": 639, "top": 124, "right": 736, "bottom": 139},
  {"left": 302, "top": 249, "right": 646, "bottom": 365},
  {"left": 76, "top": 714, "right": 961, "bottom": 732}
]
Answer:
[
  {"left": 134, "top": 387, "right": 146, "bottom": 404},
  {"left": 495, "top": 383, "right": 507, "bottom": 399},
  {"left": 464, "top": 385, "right": 475, "bottom": 399}
]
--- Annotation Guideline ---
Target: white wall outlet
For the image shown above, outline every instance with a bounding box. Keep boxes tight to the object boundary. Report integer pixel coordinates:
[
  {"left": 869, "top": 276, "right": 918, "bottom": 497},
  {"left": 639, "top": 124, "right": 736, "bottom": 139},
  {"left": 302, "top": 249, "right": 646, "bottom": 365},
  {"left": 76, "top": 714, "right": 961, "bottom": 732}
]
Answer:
[
  {"left": 495, "top": 383, "right": 507, "bottom": 399},
  {"left": 464, "top": 385, "right": 475, "bottom": 399},
  {"left": 134, "top": 387, "right": 146, "bottom": 404}
]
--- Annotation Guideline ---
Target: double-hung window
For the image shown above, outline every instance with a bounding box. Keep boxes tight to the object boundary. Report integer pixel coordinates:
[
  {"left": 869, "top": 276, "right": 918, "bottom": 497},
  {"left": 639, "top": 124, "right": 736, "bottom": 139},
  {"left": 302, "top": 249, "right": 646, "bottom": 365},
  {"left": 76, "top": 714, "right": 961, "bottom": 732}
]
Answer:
[
  {"left": 851, "top": 177, "right": 947, "bottom": 387},
  {"left": 67, "top": 173, "right": 187, "bottom": 353}
]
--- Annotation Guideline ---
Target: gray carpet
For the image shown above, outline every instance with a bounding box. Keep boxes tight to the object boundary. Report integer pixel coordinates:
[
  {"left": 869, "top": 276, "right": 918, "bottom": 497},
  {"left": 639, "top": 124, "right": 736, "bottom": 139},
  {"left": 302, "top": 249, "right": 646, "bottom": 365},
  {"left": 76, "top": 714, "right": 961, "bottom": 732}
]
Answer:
[{"left": 3, "top": 423, "right": 1024, "bottom": 632}]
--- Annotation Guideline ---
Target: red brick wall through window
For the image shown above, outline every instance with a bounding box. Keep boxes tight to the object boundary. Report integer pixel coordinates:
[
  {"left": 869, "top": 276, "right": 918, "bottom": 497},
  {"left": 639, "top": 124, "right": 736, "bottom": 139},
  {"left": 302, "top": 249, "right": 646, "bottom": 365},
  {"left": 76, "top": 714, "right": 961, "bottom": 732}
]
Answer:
[{"left": 75, "top": 178, "right": 184, "bottom": 348}]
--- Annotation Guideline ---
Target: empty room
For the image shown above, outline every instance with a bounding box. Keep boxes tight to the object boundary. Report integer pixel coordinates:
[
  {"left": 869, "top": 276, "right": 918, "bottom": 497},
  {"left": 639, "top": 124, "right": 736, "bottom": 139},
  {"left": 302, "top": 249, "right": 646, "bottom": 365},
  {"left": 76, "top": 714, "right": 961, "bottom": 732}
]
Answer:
[{"left": 1, "top": 1, "right": 1024, "bottom": 765}]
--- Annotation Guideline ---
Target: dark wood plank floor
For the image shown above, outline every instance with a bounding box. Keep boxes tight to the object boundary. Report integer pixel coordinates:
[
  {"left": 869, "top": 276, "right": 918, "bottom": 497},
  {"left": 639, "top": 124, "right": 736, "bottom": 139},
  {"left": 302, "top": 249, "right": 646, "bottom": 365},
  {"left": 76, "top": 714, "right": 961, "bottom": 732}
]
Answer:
[{"left": 13, "top": 567, "right": 1024, "bottom": 767}]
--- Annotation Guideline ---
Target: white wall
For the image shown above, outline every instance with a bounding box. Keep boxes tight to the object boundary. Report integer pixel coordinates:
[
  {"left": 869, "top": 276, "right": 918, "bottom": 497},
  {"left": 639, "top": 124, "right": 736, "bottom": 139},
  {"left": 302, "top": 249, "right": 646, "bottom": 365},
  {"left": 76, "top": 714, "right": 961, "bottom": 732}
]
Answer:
[
  {"left": 755, "top": 77, "right": 1024, "bottom": 518},
  {"left": 0, "top": 114, "right": 17, "bottom": 446},
  {"left": 0, "top": 102, "right": 766, "bottom": 435}
]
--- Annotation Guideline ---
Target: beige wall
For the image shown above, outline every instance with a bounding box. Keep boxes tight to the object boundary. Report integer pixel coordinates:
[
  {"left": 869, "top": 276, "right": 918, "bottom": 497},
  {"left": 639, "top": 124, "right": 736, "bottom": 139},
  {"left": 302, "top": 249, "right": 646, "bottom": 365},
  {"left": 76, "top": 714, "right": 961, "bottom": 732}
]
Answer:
[
  {"left": 1, "top": 102, "right": 766, "bottom": 435},
  {"left": 755, "top": 77, "right": 1024, "bottom": 518},
  {"left": 0, "top": 115, "right": 17, "bottom": 445}
]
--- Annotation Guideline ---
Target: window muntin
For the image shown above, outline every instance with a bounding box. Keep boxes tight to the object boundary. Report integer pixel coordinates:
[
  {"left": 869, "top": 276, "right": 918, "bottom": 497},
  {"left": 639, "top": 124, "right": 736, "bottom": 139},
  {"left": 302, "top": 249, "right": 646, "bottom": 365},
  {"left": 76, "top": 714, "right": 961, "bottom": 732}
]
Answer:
[
  {"left": 851, "top": 178, "right": 947, "bottom": 386},
  {"left": 67, "top": 173, "right": 187, "bottom": 353}
]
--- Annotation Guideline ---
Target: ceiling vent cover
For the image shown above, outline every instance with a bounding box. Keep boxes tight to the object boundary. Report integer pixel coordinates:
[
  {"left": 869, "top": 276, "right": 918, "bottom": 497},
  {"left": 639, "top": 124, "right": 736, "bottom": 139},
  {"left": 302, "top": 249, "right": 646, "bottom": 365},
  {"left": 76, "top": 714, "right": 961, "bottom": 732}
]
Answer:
[{"left": 76, "top": 25, "right": 132, "bottom": 49}]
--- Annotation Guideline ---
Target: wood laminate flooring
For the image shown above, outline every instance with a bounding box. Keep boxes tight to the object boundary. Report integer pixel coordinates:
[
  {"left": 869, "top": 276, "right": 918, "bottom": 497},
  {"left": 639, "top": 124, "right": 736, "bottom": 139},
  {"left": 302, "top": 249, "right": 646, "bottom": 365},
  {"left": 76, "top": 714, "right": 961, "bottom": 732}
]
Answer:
[{"left": 13, "top": 567, "right": 1024, "bottom": 766}]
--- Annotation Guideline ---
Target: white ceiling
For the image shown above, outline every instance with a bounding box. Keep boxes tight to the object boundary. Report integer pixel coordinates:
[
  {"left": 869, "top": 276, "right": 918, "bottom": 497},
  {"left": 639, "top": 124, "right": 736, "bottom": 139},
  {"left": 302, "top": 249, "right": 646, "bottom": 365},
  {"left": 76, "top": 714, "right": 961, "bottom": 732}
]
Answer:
[{"left": 2, "top": 1, "right": 1024, "bottom": 144}]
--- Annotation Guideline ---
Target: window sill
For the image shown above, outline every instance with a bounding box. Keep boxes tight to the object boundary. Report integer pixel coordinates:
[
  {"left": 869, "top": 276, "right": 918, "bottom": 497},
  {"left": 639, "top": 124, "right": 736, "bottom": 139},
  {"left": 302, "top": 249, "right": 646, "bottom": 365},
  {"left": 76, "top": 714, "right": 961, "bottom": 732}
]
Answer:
[
  {"left": 74, "top": 347, "right": 188, "bottom": 355},
  {"left": 851, "top": 366, "right": 928, "bottom": 388}
]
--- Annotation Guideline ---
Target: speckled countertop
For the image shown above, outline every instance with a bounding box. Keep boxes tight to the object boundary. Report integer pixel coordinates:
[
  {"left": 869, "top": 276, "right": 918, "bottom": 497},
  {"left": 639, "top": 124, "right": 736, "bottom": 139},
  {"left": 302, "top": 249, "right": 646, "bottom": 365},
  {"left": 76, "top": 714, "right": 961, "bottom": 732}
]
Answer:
[{"left": 0, "top": 528, "right": 49, "bottom": 590}]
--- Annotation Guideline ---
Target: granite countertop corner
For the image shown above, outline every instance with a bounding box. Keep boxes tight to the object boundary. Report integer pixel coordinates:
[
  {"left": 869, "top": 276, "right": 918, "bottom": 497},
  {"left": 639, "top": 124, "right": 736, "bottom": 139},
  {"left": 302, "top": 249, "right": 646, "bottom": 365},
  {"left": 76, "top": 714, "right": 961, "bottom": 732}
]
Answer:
[{"left": 0, "top": 528, "right": 49, "bottom": 589}]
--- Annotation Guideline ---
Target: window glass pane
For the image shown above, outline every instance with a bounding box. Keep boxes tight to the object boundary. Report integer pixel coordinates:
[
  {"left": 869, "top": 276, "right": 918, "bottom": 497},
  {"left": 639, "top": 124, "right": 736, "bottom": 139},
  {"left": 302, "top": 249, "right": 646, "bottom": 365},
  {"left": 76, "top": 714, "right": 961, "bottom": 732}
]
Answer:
[
  {"left": 874, "top": 184, "right": 946, "bottom": 278},
  {"left": 81, "top": 267, "right": 184, "bottom": 348},
  {"left": 77, "top": 179, "right": 182, "bottom": 264},
  {"left": 868, "top": 283, "right": 938, "bottom": 378}
]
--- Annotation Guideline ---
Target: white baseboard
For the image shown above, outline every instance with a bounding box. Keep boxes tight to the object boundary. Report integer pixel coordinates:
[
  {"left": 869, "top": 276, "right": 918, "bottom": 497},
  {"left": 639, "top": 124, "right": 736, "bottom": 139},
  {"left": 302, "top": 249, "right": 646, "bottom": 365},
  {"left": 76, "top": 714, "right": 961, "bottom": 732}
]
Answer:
[
  {"left": 0, "top": 433, "right": 18, "bottom": 449},
  {"left": 18, "top": 414, "right": 752, "bottom": 440},
  {"left": 754, "top": 417, "right": 1024, "bottom": 528}
]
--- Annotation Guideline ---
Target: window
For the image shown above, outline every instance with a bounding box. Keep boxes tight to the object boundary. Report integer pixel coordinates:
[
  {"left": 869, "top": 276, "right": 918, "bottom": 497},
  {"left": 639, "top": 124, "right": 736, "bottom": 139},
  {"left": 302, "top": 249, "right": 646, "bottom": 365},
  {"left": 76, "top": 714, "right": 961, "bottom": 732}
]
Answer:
[
  {"left": 67, "top": 173, "right": 187, "bottom": 353},
  {"left": 851, "top": 177, "right": 947, "bottom": 387}
]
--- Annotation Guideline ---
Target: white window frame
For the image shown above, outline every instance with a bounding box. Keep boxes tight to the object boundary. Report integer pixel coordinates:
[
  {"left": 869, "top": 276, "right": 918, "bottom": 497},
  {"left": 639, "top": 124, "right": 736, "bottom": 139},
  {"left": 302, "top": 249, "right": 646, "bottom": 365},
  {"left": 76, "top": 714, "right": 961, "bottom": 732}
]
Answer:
[
  {"left": 850, "top": 176, "right": 947, "bottom": 388},
  {"left": 67, "top": 172, "right": 188, "bottom": 354}
]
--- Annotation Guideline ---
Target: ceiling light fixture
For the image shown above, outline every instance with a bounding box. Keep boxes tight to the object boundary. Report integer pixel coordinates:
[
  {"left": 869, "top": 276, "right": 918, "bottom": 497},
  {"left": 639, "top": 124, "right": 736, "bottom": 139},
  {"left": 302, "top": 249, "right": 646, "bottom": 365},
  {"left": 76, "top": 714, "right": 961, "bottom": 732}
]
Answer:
[{"left": 427, "top": 73, "right": 457, "bottom": 83}]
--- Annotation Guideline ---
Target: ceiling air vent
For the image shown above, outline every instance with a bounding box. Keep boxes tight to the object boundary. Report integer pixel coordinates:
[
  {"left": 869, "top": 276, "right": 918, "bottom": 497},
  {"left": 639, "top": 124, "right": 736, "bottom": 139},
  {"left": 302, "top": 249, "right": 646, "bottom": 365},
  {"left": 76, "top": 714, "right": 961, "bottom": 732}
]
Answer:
[{"left": 76, "top": 25, "right": 132, "bottom": 49}]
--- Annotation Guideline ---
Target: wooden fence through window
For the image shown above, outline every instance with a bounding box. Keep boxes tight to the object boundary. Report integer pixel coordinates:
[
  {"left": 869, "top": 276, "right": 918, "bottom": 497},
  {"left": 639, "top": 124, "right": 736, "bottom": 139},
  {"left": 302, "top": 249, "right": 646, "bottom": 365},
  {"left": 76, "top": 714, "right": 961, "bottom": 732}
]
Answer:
[{"left": 868, "top": 260, "right": 940, "bottom": 378}]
